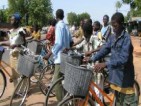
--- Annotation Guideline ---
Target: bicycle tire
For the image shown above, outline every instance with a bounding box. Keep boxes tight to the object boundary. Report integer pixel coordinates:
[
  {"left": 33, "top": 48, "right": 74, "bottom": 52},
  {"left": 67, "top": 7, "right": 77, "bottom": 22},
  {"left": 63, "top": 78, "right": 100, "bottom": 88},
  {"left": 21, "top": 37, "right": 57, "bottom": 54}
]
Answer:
[
  {"left": 57, "top": 95, "right": 93, "bottom": 106},
  {"left": 134, "top": 79, "right": 140, "bottom": 104},
  {"left": 0, "top": 69, "right": 6, "bottom": 98},
  {"left": 39, "top": 64, "right": 55, "bottom": 95},
  {"left": 45, "top": 76, "right": 64, "bottom": 106},
  {"left": 9, "top": 76, "right": 30, "bottom": 106}
]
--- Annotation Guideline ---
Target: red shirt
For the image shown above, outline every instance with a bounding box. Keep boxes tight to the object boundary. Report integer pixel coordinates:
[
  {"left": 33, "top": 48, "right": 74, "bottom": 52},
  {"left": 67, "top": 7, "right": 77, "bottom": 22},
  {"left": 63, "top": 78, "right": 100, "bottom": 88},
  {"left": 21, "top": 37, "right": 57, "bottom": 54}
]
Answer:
[{"left": 46, "top": 26, "right": 55, "bottom": 46}]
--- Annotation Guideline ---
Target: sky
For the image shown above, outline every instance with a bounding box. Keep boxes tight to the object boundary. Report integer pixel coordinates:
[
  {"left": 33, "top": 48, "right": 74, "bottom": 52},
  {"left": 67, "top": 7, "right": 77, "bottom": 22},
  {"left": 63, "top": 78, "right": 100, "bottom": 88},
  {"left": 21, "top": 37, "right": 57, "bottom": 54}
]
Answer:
[{"left": 0, "top": 0, "right": 130, "bottom": 23}]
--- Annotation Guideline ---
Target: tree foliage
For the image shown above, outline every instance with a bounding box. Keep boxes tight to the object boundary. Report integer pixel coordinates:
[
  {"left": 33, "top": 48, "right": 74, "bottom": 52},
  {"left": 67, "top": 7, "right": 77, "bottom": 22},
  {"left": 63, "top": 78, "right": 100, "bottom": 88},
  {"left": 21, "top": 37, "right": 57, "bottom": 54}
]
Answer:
[
  {"left": 67, "top": 12, "right": 77, "bottom": 26},
  {"left": 67, "top": 12, "right": 90, "bottom": 26},
  {"left": 115, "top": 1, "right": 122, "bottom": 12},
  {"left": 122, "top": 0, "right": 141, "bottom": 18},
  {"left": 7, "top": 0, "right": 53, "bottom": 26}
]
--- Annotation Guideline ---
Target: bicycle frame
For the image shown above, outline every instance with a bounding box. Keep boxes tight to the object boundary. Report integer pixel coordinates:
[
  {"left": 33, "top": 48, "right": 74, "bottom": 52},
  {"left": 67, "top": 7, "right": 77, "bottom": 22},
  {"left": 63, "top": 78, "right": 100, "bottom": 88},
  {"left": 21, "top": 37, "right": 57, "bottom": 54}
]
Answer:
[
  {"left": 0, "top": 60, "right": 12, "bottom": 79},
  {"left": 81, "top": 81, "right": 115, "bottom": 106}
]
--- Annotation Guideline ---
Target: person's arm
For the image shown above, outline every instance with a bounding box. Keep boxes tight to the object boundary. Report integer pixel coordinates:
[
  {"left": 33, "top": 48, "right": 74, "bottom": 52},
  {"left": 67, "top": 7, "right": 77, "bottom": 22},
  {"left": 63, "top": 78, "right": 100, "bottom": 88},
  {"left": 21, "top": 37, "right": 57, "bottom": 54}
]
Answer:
[
  {"left": 52, "top": 26, "right": 63, "bottom": 56},
  {"left": 106, "top": 35, "right": 132, "bottom": 68},
  {"left": 90, "top": 37, "right": 111, "bottom": 62},
  {"left": 0, "top": 41, "right": 10, "bottom": 46},
  {"left": 73, "top": 37, "right": 84, "bottom": 46},
  {"left": 85, "top": 46, "right": 102, "bottom": 56}
]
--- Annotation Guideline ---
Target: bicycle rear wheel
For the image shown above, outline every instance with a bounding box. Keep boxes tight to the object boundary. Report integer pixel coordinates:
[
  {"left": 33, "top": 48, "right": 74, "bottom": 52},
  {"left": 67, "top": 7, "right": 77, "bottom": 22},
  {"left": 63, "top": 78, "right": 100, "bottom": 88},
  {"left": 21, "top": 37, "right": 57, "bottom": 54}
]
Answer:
[
  {"left": 39, "top": 64, "right": 55, "bottom": 95},
  {"left": 134, "top": 79, "right": 140, "bottom": 104},
  {"left": 10, "top": 76, "right": 30, "bottom": 106},
  {"left": 0, "top": 69, "right": 6, "bottom": 98},
  {"left": 58, "top": 95, "right": 93, "bottom": 106}
]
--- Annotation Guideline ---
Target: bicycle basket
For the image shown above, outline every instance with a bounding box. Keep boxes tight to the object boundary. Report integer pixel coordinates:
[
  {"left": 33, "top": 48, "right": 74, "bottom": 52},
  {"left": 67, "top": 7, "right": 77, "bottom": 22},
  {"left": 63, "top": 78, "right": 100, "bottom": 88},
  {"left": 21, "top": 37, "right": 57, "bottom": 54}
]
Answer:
[
  {"left": 64, "top": 62, "right": 93, "bottom": 97},
  {"left": 27, "top": 41, "right": 42, "bottom": 54},
  {"left": 60, "top": 53, "right": 82, "bottom": 74},
  {"left": 17, "top": 53, "right": 38, "bottom": 77}
]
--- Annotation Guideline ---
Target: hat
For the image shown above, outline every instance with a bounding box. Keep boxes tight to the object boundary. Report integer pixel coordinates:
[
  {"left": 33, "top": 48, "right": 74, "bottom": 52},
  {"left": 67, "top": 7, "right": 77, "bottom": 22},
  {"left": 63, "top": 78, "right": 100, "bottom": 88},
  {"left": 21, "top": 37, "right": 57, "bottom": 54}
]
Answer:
[{"left": 12, "top": 12, "right": 21, "bottom": 21}]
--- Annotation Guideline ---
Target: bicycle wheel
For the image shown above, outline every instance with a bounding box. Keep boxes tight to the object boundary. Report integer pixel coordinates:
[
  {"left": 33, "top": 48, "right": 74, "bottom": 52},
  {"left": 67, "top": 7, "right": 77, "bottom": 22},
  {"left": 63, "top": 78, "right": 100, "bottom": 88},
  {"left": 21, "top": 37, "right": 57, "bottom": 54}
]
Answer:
[
  {"left": 0, "top": 69, "right": 6, "bottom": 98},
  {"left": 39, "top": 64, "right": 55, "bottom": 95},
  {"left": 134, "top": 80, "right": 140, "bottom": 104},
  {"left": 10, "top": 76, "right": 30, "bottom": 106},
  {"left": 58, "top": 95, "right": 93, "bottom": 106},
  {"left": 45, "top": 76, "right": 64, "bottom": 106}
]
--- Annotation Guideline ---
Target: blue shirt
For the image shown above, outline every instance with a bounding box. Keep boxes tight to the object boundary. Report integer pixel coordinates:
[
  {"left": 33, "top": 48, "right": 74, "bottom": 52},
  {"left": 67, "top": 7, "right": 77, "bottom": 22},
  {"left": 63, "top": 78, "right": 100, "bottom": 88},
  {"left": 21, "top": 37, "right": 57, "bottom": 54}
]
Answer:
[
  {"left": 101, "top": 25, "right": 109, "bottom": 36},
  {"left": 91, "top": 30, "right": 135, "bottom": 88},
  {"left": 52, "top": 20, "right": 72, "bottom": 64}
]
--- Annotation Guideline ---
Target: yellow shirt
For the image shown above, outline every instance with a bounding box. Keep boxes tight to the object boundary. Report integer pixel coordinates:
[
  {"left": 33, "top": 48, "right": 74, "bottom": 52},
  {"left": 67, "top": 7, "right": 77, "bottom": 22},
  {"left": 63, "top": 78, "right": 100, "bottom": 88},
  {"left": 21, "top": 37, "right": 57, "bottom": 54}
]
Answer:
[
  {"left": 110, "top": 84, "right": 134, "bottom": 94},
  {"left": 74, "top": 27, "right": 84, "bottom": 39},
  {"left": 32, "top": 31, "right": 41, "bottom": 40}
]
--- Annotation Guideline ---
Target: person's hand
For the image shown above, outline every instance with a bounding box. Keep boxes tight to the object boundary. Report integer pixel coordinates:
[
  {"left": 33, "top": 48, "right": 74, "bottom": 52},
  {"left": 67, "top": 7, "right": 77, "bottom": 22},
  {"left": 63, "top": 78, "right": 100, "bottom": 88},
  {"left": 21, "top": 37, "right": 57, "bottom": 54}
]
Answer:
[
  {"left": 63, "top": 48, "right": 70, "bottom": 53},
  {"left": 43, "top": 51, "right": 52, "bottom": 60},
  {"left": 85, "top": 51, "right": 92, "bottom": 56},
  {"left": 83, "top": 57, "right": 91, "bottom": 63},
  {"left": 94, "top": 63, "right": 106, "bottom": 73}
]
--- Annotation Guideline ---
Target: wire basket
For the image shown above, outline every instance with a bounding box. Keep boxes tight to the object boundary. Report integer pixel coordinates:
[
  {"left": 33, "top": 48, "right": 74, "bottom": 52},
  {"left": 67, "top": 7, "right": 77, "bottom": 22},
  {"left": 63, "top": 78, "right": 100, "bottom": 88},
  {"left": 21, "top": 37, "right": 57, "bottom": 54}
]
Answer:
[
  {"left": 17, "top": 53, "right": 38, "bottom": 77},
  {"left": 63, "top": 62, "right": 93, "bottom": 97},
  {"left": 27, "top": 41, "right": 42, "bottom": 54},
  {"left": 60, "top": 53, "right": 82, "bottom": 74}
]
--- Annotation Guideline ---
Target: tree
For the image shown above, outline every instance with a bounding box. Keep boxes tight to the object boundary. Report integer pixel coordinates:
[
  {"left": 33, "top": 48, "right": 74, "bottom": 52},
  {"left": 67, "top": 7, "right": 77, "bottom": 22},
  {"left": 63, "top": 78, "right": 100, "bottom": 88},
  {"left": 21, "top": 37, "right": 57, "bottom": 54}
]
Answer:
[
  {"left": 115, "top": 1, "right": 122, "bottom": 12},
  {"left": 77, "top": 12, "right": 90, "bottom": 25},
  {"left": 8, "top": 0, "right": 53, "bottom": 26},
  {"left": 67, "top": 12, "right": 90, "bottom": 26},
  {"left": 67, "top": 12, "right": 77, "bottom": 26},
  {"left": 122, "top": 0, "right": 141, "bottom": 18}
]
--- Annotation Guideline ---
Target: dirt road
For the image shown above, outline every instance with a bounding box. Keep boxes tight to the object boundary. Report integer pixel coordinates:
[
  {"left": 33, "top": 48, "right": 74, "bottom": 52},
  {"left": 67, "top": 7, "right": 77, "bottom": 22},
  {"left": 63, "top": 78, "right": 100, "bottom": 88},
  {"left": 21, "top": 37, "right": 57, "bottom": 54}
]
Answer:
[{"left": 0, "top": 36, "right": 141, "bottom": 106}]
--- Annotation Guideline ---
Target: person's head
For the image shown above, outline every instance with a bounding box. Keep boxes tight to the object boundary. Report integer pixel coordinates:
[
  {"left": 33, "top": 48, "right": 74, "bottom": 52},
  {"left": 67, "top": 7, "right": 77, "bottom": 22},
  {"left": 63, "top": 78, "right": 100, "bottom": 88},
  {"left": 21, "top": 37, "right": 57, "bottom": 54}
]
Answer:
[
  {"left": 51, "top": 19, "right": 57, "bottom": 27},
  {"left": 56, "top": 9, "right": 64, "bottom": 21},
  {"left": 111, "top": 12, "right": 124, "bottom": 34},
  {"left": 10, "top": 13, "right": 21, "bottom": 28},
  {"left": 84, "top": 18, "right": 92, "bottom": 25},
  {"left": 33, "top": 24, "right": 39, "bottom": 32},
  {"left": 82, "top": 22, "right": 93, "bottom": 40},
  {"left": 80, "top": 20, "right": 84, "bottom": 27},
  {"left": 93, "top": 21, "right": 101, "bottom": 31},
  {"left": 103, "top": 15, "right": 109, "bottom": 26}
]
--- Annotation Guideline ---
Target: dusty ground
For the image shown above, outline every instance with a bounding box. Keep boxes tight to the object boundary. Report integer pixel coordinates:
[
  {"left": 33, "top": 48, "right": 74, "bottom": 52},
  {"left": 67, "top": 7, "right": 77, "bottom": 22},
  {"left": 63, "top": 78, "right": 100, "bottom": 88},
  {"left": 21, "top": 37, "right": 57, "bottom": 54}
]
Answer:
[{"left": 0, "top": 36, "right": 141, "bottom": 106}]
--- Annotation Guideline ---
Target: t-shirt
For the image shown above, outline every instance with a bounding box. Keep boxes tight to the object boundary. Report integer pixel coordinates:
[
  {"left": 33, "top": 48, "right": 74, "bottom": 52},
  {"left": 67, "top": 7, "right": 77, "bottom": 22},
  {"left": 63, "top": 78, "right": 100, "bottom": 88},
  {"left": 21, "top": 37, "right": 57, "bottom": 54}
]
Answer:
[{"left": 9, "top": 27, "right": 25, "bottom": 46}]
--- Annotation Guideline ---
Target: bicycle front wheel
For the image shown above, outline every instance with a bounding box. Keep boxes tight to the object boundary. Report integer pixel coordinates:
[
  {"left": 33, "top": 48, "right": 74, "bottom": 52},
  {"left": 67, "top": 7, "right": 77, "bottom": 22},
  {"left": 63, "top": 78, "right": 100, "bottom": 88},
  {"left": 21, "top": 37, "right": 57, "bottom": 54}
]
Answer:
[
  {"left": 0, "top": 69, "right": 6, "bottom": 98},
  {"left": 58, "top": 95, "right": 93, "bottom": 106},
  {"left": 45, "top": 76, "right": 64, "bottom": 106},
  {"left": 9, "top": 76, "right": 30, "bottom": 106}
]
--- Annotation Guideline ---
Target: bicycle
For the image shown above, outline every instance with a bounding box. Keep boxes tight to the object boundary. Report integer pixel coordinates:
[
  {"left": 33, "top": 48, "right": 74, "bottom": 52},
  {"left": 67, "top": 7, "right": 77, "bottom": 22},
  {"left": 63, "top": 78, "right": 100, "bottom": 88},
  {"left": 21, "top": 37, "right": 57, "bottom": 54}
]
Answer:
[
  {"left": 58, "top": 62, "right": 140, "bottom": 106},
  {"left": 45, "top": 51, "right": 84, "bottom": 106},
  {"left": 0, "top": 46, "right": 15, "bottom": 98},
  {"left": 9, "top": 45, "right": 54, "bottom": 106}
]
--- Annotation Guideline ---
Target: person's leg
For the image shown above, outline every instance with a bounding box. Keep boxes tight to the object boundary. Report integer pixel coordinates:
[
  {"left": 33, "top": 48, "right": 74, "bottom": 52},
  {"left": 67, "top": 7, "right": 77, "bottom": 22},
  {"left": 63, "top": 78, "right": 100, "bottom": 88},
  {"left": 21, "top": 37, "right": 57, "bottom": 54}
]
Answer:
[
  {"left": 123, "top": 93, "right": 138, "bottom": 106},
  {"left": 53, "top": 64, "right": 64, "bottom": 101},
  {"left": 10, "top": 54, "right": 20, "bottom": 87},
  {"left": 115, "top": 91, "right": 137, "bottom": 106}
]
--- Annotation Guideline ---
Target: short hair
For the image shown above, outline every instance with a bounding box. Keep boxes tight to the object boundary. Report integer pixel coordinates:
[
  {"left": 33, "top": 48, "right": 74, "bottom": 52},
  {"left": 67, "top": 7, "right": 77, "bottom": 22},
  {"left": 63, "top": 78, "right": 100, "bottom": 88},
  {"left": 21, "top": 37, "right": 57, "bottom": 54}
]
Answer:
[
  {"left": 51, "top": 19, "right": 57, "bottom": 26},
  {"left": 87, "top": 18, "right": 92, "bottom": 25},
  {"left": 56, "top": 9, "right": 64, "bottom": 20},
  {"left": 111, "top": 12, "right": 124, "bottom": 24},
  {"left": 103, "top": 15, "right": 109, "bottom": 21},
  {"left": 93, "top": 21, "right": 101, "bottom": 28},
  {"left": 82, "top": 22, "right": 93, "bottom": 35}
]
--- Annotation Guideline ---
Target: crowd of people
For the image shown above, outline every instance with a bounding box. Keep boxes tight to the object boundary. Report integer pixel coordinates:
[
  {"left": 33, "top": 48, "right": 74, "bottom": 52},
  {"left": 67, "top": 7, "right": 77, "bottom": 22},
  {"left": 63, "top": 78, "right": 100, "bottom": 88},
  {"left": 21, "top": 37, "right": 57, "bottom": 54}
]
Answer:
[{"left": 0, "top": 8, "right": 138, "bottom": 106}]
